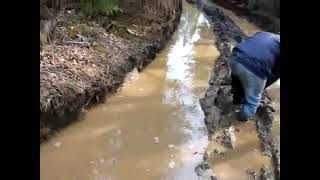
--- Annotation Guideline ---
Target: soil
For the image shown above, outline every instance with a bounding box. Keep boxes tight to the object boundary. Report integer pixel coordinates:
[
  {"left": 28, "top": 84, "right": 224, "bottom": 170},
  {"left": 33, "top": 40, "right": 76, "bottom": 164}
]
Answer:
[
  {"left": 195, "top": 0, "right": 279, "bottom": 179},
  {"left": 211, "top": 0, "right": 280, "bottom": 33},
  {"left": 40, "top": 6, "right": 182, "bottom": 143}
]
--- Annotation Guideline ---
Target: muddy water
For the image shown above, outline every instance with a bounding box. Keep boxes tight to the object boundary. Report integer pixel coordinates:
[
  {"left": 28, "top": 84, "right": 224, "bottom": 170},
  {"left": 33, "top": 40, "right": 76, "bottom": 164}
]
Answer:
[
  {"left": 217, "top": 6, "right": 261, "bottom": 36},
  {"left": 207, "top": 121, "right": 271, "bottom": 180},
  {"left": 40, "top": 2, "right": 220, "bottom": 180}
]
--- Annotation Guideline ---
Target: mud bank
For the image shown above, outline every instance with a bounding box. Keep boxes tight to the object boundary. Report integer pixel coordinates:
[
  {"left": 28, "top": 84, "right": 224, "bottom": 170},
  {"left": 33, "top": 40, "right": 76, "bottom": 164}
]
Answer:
[
  {"left": 40, "top": 5, "right": 182, "bottom": 143},
  {"left": 212, "top": 0, "right": 280, "bottom": 33},
  {"left": 195, "top": 0, "right": 279, "bottom": 179}
]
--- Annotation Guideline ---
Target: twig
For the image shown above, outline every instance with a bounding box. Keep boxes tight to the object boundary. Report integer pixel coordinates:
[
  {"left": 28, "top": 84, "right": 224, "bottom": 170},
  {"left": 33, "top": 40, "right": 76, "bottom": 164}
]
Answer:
[
  {"left": 62, "top": 40, "right": 93, "bottom": 51},
  {"left": 116, "top": 48, "right": 130, "bottom": 58},
  {"left": 63, "top": 41, "right": 89, "bottom": 45}
]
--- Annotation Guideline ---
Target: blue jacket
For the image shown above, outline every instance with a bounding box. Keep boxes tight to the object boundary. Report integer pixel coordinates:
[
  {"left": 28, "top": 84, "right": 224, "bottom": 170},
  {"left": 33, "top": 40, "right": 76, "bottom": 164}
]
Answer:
[{"left": 233, "top": 32, "right": 280, "bottom": 87}]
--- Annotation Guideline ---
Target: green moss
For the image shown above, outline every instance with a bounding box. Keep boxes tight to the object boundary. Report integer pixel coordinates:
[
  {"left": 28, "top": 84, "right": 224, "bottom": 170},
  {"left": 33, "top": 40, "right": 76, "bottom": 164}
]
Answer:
[
  {"left": 72, "top": 12, "right": 87, "bottom": 22},
  {"left": 92, "top": 43, "right": 107, "bottom": 54},
  {"left": 78, "top": 24, "right": 99, "bottom": 39},
  {"left": 67, "top": 26, "right": 78, "bottom": 39},
  {"left": 53, "top": 31, "right": 63, "bottom": 42},
  {"left": 40, "top": 32, "right": 47, "bottom": 47},
  {"left": 80, "top": 0, "right": 123, "bottom": 18}
]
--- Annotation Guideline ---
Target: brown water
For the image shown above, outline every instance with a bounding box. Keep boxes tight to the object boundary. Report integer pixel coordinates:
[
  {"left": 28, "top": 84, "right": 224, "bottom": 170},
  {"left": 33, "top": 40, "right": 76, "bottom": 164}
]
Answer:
[
  {"left": 40, "top": 2, "right": 220, "bottom": 180},
  {"left": 218, "top": 6, "right": 261, "bottom": 36},
  {"left": 207, "top": 121, "right": 272, "bottom": 180}
]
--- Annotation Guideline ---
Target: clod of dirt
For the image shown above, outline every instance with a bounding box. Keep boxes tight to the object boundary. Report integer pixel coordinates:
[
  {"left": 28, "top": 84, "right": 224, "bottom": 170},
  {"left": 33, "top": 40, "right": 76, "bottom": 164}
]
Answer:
[
  {"left": 260, "top": 165, "right": 275, "bottom": 180},
  {"left": 216, "top": 86, "right": 234, "bottom": 114},
  {"left": 53, "top": 141, "right": 62, "bottom": 148},
  {"left": 195, "top": 162, "right": 217, "bottom": 180},
  {"left": 221, "top": 126, "right": 236, "bottom": 149},
  {"left": 212, "top": 149, "right": 225, "bottom": 156},
  {"left": 246, "top": 169, "right": 257, "bottom": 179}
]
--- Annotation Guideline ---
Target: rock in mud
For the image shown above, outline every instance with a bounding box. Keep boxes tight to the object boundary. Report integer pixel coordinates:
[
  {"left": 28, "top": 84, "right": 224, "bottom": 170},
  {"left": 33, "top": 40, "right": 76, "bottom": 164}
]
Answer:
[
  {"left": 246, "top": 169, "right": 257, "bottom": 179},
  {"left": 53, "top": 141, "right": 62, "bottom": 148},
  {"left": 213, "top": 149, "right": 219, "bottom": 154},
  {"left": 213, "top": 149, "right": 225, "bottom": 156},
  {"left": 260, "top": 165, "right": 275, "bottom": 180},
  {"left": 216, "top": 86, "right": 234, "bottom": 114},
  {"left": 195, "top": 162, "right": 217, "bottom": 180},
  {"left": 221, "top": 126, "right": 236, "bottom": 149}
]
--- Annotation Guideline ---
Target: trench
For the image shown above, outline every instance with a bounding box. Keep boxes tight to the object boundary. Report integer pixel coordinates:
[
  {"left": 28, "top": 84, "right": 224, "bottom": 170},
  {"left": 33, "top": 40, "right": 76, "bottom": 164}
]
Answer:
[
  {"left": 40, "top": 1, "right": 280, "bottom": 180},
  {"left": 41, "top": 2, "right": 218, "bottom": 180}
]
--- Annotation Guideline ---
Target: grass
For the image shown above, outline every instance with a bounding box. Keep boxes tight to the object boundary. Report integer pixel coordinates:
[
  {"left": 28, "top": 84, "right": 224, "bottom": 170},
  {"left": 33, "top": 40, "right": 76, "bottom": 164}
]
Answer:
[{"left": 80, "top": 0, "right": 123, "bottom": 18}]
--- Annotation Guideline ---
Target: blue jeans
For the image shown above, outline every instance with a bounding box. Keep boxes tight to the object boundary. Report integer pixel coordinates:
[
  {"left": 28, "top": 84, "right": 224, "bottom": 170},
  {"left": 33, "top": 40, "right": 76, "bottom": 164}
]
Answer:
[{"left": 230, "top": 58, "right": 266, "bottom": 119}]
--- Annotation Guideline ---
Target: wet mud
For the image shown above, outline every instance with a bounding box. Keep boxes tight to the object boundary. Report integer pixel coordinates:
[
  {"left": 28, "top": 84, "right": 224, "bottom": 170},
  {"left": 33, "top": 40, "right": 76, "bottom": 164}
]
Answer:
[
  {"left": 211, "top": 0, "right": 280, "bottom": 33},
  {"left": 195, "top": 0, "right": 279, "bottom": 179}
]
